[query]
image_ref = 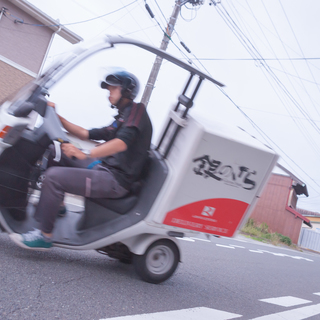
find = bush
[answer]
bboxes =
[264,233,272,240]
[242,219,292,247]
[246,218,255,227]
[258,222,269,234]
[279,235,292,246]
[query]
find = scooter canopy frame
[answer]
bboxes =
[8,35,225,158]
[34,35,225,90]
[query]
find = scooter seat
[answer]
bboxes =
[87,194,138,215]
[77,150,167,231]
[86,179,143,214]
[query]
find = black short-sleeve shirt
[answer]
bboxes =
[88,102,152,190]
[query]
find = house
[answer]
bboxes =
[297,208,320,231]
[249,163,311,244]
[0,0,82,102]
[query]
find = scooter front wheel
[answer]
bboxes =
[133,239,180,284]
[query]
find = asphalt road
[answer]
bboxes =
[1,230,319,320]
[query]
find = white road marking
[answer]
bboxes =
[178,237,195,242]
[258,251,294,257]
[291,256,313,262]
[250,303,320,320]
[216,244,235,249]
[182,236,313,262]
[100,307,242,320]
[101,293,320,320]
[259,296,311,307]
[190,237,211,242]
[257,250,313,262]
[227,237,248,243]
[270,253,286,256]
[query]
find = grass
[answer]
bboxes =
[241,218,293,247]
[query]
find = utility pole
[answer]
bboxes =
[141,0,204,107]
[141,1,182,107]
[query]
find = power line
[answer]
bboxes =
[218,86,320,191]
[235,0,311,66]
[179,1,201,22]
[207,0,320,197]
[3,0,139,27]
[113,1,157,45]
[252,0,320,156]
[188,57,320,61]
[157,2,320,179]
[144,2,213,74]
[260,0,320,121]
[122,24,158,37]
[141,0,207,106]
[212,1,320,137]
[153,0,169,26]
[268,66,320,86]
[146,1,320,173]
[92,1,144,40]
[68,0,142,39]
[184,56,320,86]
[240,106,320,122]
[277,0,320,118]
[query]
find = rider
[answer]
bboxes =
[9,70,153,250]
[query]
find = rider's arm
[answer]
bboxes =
[61,124,138,160]
[90,138,127,158]
[86,126,138,158]
[61,138,127,160]
[61,122,139,159]
[58,116,89,140]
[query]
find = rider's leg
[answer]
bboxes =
[34,166,128,236]
[40,145,98,217]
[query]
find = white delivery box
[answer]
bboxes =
[151,115,278,238]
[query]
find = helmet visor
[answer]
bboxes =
[101,75,122,89]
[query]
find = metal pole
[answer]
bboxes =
[141,1,181,107]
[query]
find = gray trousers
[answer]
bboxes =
[34,147,128,233]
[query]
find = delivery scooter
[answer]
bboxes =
[0,36,278,283]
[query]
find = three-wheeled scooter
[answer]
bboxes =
[0,36,279,283]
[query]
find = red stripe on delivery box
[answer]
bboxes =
[163,198,249,237]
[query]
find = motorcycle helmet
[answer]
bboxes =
[101,70,140,100]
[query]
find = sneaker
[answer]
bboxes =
[9,229,52,251]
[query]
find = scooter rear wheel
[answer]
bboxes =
[133,239,179,284]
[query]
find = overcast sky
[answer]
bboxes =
[20,0,320,212]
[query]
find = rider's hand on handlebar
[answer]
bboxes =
[48,101,64,122]
[61,143,87,160]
